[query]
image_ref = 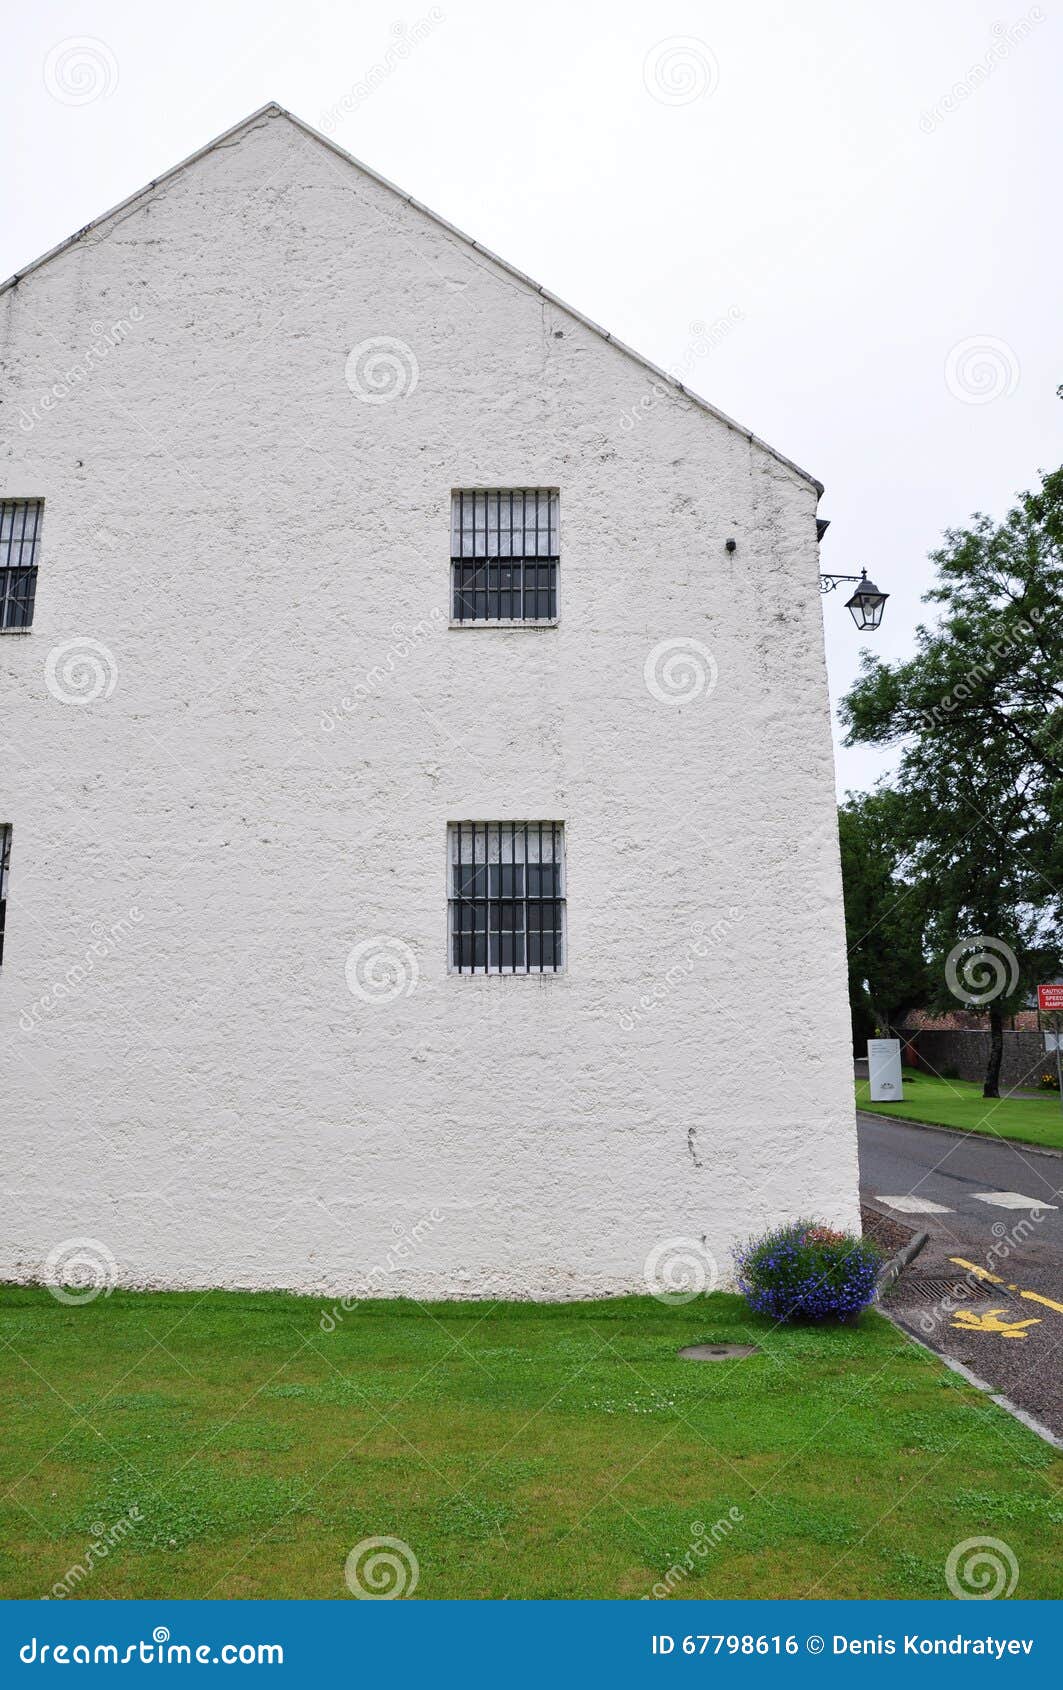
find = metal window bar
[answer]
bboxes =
[451,490,558,622]
[0,501,43,631]
[449,822,564,973]
[0,825,11,967]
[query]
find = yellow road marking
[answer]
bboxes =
[1019,1289,1063,1316]
[949,1257,1005,1284]
[950,1309,1041,1339]
[946,1256,1063,1321]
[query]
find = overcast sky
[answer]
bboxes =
[6,0,1061,795]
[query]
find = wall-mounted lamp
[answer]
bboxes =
[820,569,889,631]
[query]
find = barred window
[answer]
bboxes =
[451,490,558,623]
[1,501,43,631]
[0,825,11,967]
[449,822,565,974]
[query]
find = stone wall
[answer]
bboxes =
[901,1027,1054,1093]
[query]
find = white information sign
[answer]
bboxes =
[868,1038,903,1102]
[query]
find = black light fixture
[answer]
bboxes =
[843,570,888,631]
[819,568,889,631]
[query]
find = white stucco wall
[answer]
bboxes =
[0,108,860,1300]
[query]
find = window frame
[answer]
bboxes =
[449,489,560,628]
[446,821,567,976]
[0,499,44,633]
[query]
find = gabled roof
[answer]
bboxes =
[1,102,823,496]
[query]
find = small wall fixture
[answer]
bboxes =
[725,538,737,553]
[819,568,888,631]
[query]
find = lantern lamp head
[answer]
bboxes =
[845,570,888,631]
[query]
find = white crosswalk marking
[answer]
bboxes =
[972,1191,1059,1210]
[876,1195,953,1214]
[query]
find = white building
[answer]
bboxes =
[0,105,859,1300]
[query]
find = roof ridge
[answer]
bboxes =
[1,101,823,496]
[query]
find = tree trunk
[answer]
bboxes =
[983,1003,1004,1098]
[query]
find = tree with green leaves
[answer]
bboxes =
[841,464,1063,1097]
[838,790,926,1051]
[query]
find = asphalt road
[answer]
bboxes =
[857,1111,1063,1439]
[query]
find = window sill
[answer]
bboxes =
[448,970,566,980]
[0,628,33,636]
[448,618,559,630]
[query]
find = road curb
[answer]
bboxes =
[856,1108,1063,1160]
[875,1229,929,1298]
[884,1313,1063,1451]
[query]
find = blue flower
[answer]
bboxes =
[733,1220,881,1324]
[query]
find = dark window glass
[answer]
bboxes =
[451,491,559,623]
[449,822,565,974]
[1,501,43,632]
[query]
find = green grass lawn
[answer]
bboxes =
[856,1070,1063,1151]
[1,1286,1060,1600]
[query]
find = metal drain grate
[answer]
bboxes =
[887,1275,984,1305]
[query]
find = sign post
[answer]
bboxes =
[867,1038,902,1103]
[1036,986,1063,1114]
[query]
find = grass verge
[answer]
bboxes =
[856,1071,1063,1152]
[1,1285,1060,1599]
